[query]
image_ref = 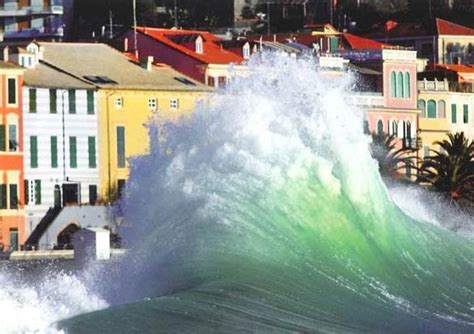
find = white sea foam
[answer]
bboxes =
[0,271,107,333]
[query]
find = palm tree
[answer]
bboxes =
[417,132,474,206]
[370,132,419,180]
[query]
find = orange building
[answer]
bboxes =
[0,61,25,252]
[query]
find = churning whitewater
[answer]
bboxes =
[2,54,473,333]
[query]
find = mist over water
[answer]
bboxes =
[1,54,473,333]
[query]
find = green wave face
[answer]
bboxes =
[61,55,474,333]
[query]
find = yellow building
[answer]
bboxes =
[33,42,211,200]
[417,78,473,158]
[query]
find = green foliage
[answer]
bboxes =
[417,132,474,206]
[370,132,418,180]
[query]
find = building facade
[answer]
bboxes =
[0,61,25,251]
[21,47,99,238]
[118,27,247,87]
[0,0,72,41]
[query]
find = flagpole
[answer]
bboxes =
[133,0,138,58]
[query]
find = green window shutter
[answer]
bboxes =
[8,78,16,104]
[390,72,396,97]
[51,136,58,168]
[427,100,436,118]
[451,104,457,123]
[35,180,41,205]
[87,91,94,114]
[403,72,410,98]
[0,125,5,151]
[117,126,126,168]
[9,184,18,209]
[29,88,37,113]
[418,100,426,118]
[24,179,29,205]
[70,136,77,168]
[329,37,338,52]
[30,136,38,168]
[0,184,7,209]
[397,72,404,98]
[88,136,96,168]
[69,89,76,114]
[50,89,57,113]
[8,124,17,152]
[463,104,469,123]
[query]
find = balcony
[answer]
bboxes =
[417,79,449,92]
[347,92,384,107]
[3,25,63,39]
[0,4,63,17]
[402,137,421,149]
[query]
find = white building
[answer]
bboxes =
[21,43,99,237]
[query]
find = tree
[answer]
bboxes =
[370,132,419,180]
[417,132,474,206]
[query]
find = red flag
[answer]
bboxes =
[385,20,398,32]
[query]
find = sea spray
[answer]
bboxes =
[61,54,473,333]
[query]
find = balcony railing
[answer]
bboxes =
[402,137,421,149]
[417,79,449,92]
[347,92,384,107]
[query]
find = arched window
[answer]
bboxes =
[195,35,204,54]
[406,121,412,138]
[390,71,396,97]
[403,72,410,98]
[377,119,384,134]
[397,72,404,97]
[427,100,436,118]
[418,99,426,118]
[391,120,398,136]
[243,42,250,60]
[437,100,446,118]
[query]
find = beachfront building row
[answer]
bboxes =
[0,41,210,251]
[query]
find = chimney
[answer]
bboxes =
[457,56,461,65]
[141,56,154,71]
[124,38,129,52]
[3,46,8,62]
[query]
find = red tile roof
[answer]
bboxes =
[436,18,474,36]
[135,27,244,65]
[435,64,474,73]
[342,33,387,49]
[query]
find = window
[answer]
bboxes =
[397,72,404,98]
[377,120,384,134]
[390,71,396,97]
[34,180,41,205]
[437,100,446,118]
[24,179,29,205]
[391,120,398,136]
[87,91,94,114]
[30,136,38,168]
[207,76,215,87]
[9,184,18,209]
[403,72,410,98]
[115,97,123,109]
[0,125,5,151]
[463,104,469,124]
[148,98,157,110]
[243,42,251,59]
[51,136,58,168]
[50,89,57,113]
[117,179,126,198]
[423,146,430,159]
[405,163,411,178]
[363,120,370,134]
[418,99,426,118]
[451,104,457,123]
[117,126,126,168]
[8,78,16,104]
[0,184,7,209]
[88,136,96,168]
[89,185,97,205]
[8,124,17,152]
[29,88,37,113]
[218,76,227,88]
[69,136,77,168]
[195,35,203,54]
[68,89,76,114]
[170,99,179,109]
[427,100,436,118]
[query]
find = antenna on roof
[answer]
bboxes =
[133,0,139,59]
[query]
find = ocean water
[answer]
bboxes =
[1,54,473,333]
